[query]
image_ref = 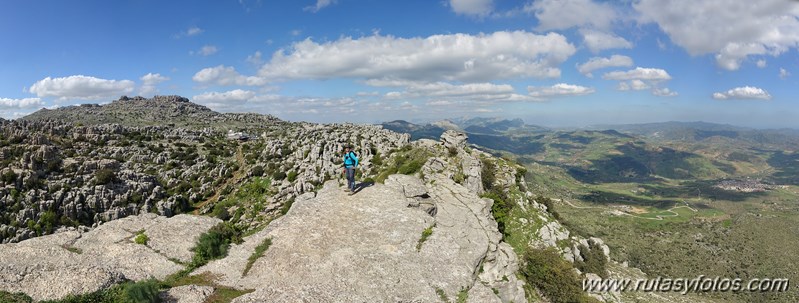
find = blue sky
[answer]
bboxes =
[1,0,798,128]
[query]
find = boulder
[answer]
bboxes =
[440,130,468,149]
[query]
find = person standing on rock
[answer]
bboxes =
[342,145,359,195]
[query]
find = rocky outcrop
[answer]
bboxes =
[0,214,220,301]
[440,130,468,150]
[0,97,410,244]
[192,173,524,302]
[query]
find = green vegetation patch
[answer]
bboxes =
[375,146,431,183]
[37,279,161,303]
[134,231,149,245]
[192,222,243,267]
[521,247,600,303]
[416,224,435,251]
[243,237,272,277]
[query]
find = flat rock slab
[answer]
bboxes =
[0,213,220,301]
[195,178,502,302]
[160,284,215,303]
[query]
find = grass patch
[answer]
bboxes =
[416,224,435,251]
[456,287,469,303]
[134,231,149,245]
[242,237,272,277]
[0,291,32,303]
[435,287,449,302]
[375,146,431,183]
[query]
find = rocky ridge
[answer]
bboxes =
[0,96,700,302]
[0,96,408,243]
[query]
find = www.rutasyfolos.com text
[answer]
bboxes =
[583,275,790,295]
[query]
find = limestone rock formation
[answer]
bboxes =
[189,166,526,303]
[440,130,468,150]
[0,214,219,301]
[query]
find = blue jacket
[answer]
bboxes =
[343,151,359,168]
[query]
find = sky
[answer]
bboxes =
[1,0,798,128]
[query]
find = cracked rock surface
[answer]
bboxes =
[0,213,220,301]
[193,174,525,302]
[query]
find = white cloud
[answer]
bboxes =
[617,79,650,91]
[304,0,336,13]
[29,75,135,100]
[577,55,633,77]
[193,89,257,103]
[635,0,799,70]
[779,68,790,79]
[376,81,530,102]
[527,83,595,98]
[526,0,617,31]
[141,73,169,86]
[246,51,263,65]
[193,65,268,86]
[194,45,218,56]
[258,31,576,83]
[0,97,43,109]
[602,67,672,81]
[604,67,674,96]
[712,86,772,100]
[580,29,632,53]
[652,87,678,97]
[449,0,494,17]
[186,27,203,36]
[756,59,767,68]
[139,73,170,96]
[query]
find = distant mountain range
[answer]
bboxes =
[383,119,799,151]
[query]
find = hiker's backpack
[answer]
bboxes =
[344,151,358,167]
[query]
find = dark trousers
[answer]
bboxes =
[345,167,356,191]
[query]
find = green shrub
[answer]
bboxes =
[94,169,117,185]
[480,158,496,191]
[448,146,459,157]
[1,170,17,184]
[122,279,161,303]
[398,160,423,175]
[134,232,149,245]
[537,195,561,220]
[191,222,243,266]
[212,204,231,220]
[272,171,287,181]
[521,247,600,303]
[575,244,608,278]
[287,171,298,182]
[372,153,383,166]
[39,211,58,235]
[482,191,511,237]
[251,165,264,177]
